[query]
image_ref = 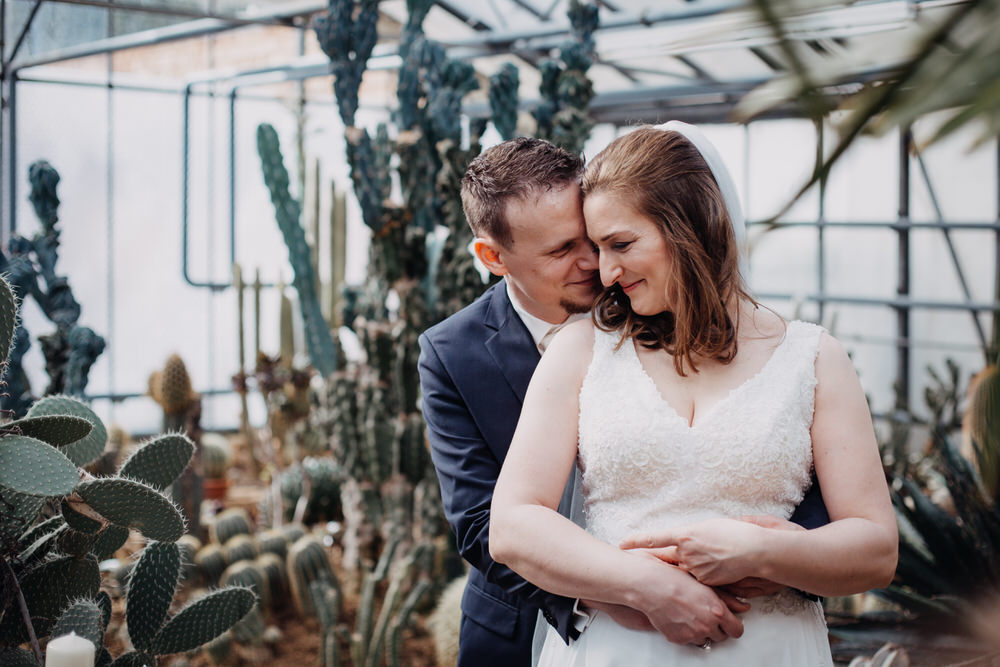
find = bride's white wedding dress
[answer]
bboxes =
[539,320,834,666]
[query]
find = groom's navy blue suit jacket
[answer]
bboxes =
[418,280,830,666]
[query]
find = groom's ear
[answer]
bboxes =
[473,238,508,277]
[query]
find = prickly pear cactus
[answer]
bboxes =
[0,274,256,665]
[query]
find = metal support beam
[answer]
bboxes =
[896,128,912,409]
[2,0,44,74]
[34,0,297,26]
[914,146,989,358]
[8,0,325,70]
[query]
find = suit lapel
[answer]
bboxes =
[483,280,540,404]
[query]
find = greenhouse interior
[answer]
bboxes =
[1,0,998,664]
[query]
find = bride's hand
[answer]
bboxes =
[619,518,766,587]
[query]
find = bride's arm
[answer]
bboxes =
[490,322,745,645]
[621,333,898,597]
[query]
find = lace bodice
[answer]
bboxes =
[578,320,823,547]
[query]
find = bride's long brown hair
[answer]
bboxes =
[582,127,756,376]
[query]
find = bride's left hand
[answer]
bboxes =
[619,518,766,587]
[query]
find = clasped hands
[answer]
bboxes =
[586,515,804,648]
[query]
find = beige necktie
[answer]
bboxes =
[538,323,565,354]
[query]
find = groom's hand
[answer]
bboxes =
[581,600,654,632]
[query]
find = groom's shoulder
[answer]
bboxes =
[421,282,499,346]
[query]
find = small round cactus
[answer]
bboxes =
[209,508,252,546]
[222,534,258,566]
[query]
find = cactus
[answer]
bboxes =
[964,364,1000,502]
[200,432,231,479]
[76,478,186,543]
[126,541,182,652]
[287,534,340,617]
[118,433,195,492]
[2,414,92,447]
[221,560,270,608]
[51,599,105,650]
[0,160,106,417]
[0,273,253,664]
[533,0,599,156]
[489,63,521,141]
[194,544,228,586]
[209,507,253,545]
[26,394,107,467]
[256,123,340,379]
[150,587,257,655]
[428,574,466,667]
[0,434,79,496]
[255,552,288,605]
[223,534,258,566]
[148,354,197,434]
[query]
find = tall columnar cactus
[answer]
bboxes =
[0,160,106,416]
[0,274,255,666]
[256,123,340,379]
[533,0,599,156]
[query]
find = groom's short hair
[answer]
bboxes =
[461,137,583,248]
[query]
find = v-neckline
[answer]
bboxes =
[630,323,796,431]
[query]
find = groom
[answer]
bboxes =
[418,137,828,666]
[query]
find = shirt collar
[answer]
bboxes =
[506,280,587,349]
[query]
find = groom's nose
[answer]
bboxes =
[576,242,598,271]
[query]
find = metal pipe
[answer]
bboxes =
[816,118,826,325]
[2,0,44,72]
[755,292,1000,312]
[896,128,912,407]
[41,0,300,25]
[181,82,231,290]
[9,0,326,70]
[7,70,16,235]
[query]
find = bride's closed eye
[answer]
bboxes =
[611,241,633,251]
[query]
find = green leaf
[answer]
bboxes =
[118,434,194,491]
[0,435,78,496]
[151,587,256,655]
[27,395,107,467]
[127,542,182,651]
[77,478,185,543]
[2,415,93,447]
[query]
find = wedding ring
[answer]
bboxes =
[698,639,712,651]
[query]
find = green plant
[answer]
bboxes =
[256,123,340,379]
[287,534,340,618]
[735,0,1000,218]
[209,507,253,546]
[0,275,255,666]
[875,360,1000,637]
[0,160,106,417]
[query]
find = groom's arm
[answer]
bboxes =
[789,474,829,529]
[418,334,581,641]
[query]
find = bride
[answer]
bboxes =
[489,122,897,665]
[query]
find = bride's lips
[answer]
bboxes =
[621,280,642,294]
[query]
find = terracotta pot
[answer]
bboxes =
[203,477,230,501]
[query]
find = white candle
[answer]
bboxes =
[46,631,95,667]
